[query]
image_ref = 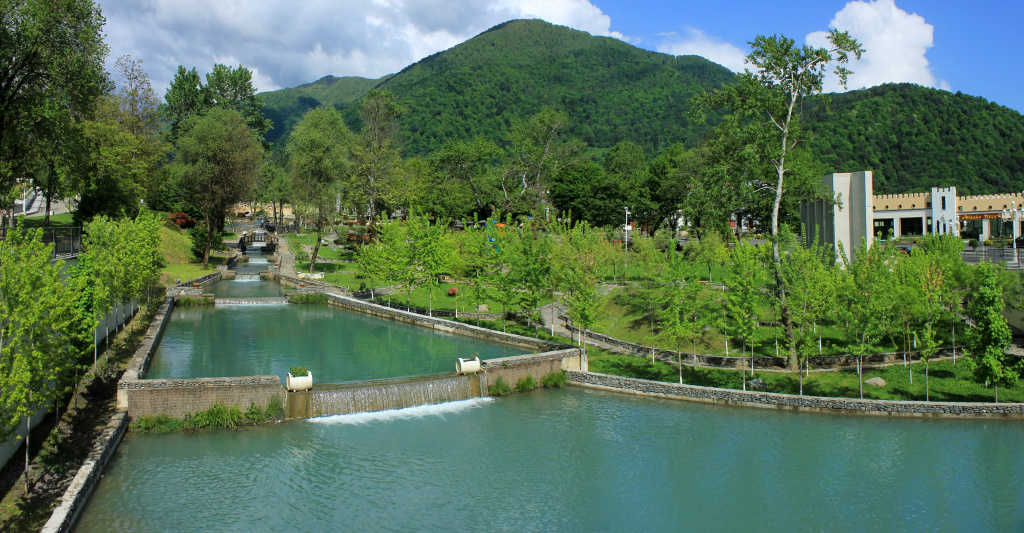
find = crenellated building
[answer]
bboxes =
[802,171,1024,259]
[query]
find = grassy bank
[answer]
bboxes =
[587,348,1022,403]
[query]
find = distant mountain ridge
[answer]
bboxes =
[259,19,1024,195]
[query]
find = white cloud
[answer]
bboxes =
[656,27,747,72]
[807,0,948,92]
[97,0,623,97]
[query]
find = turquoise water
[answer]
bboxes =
[75,388,1024,532]
[207,279,287,298]
[146,304,524,383]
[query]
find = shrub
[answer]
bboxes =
[968,239,979,250]
[189,225,224,260]
[293,248,310,263]
[488,376,512,396]
[541,370,568,388]
[289,365,309,376]
[983,239,993,247]
[288,293,327,304]
[515,375,536,392]
[175,296,213,306]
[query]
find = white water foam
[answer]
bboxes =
[309,397,494,425]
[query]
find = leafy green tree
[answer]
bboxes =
[696,30,863,369]
[516,219,554,336]
[411,215,456,316]
[550,159,620,227]
[724,241,769,384]
[351,89,406,230]
[0,225,77,493]
[357,216,409,305]
[658,252,714,379]
[505,107,584,213]
[484,215,522,331]
[627,236,667,336]
[430,138,502,216]
[172,108,263,267]
[552,219,603,353]
[163,63,271,144]
[966,262,1018,402]
[288,106,354,273]
[0,0,108,208]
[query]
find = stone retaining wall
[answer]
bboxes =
[166,271,221,297]
[564,320,959,370]
[568,371,1024,418]
[322,292,563,351]
[481,348,584,393]
[363,299,505,321]
[41,410,129,533]
[121,377,284,418]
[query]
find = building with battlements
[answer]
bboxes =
[802,172,1024,259]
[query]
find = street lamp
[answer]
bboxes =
[624,207,631,278]
[1004,199,1024,267]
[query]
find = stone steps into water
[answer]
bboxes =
[290,373,483,418]
[214,297,288,305]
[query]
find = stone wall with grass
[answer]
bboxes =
[120,377,284,418]
[568,371,1024,418]
[482,349,584,394]
[322,293,564,352]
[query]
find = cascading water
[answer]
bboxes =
[235,274,262,281]
[306,374,480,418]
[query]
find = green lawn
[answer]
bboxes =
[21,212,75,227]
[587,347,1023,403]
[589,285,965,358]
[373,282,554,314]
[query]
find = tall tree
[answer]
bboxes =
[696,31,863,369]
[504,107,584,213]
[288,106,354,273]
[0,0,108,216]
[173,108,263,267]
[351,89,405,230]
[966,262,1018,403]
[77,56,167,223]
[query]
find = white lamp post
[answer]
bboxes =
[1002,202,1020,266]
[624,207,631,277]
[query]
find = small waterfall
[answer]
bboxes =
[248,258,269,264]
[306,374,479,418]
[235,274,262,281]
[215,297,288,305]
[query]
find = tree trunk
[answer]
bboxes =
[310,226,322,274]
[44,194,51,226]
[24,415,30,494]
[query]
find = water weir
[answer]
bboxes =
[288,373,484,418]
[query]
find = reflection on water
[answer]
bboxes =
[75,388,1024,532]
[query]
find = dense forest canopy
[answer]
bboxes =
[259,19,1024,196]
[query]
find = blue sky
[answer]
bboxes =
[97,0,1024,112]
[597,0,1024,111]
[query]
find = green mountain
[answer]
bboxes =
[262,75,387,146]
[259,19,1024,195]
[260,19,734,155]
[806,83,1024,195]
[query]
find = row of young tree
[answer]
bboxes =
[354,215,1018,401]
[0,212,162,492]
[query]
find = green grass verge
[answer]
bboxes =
[587,347,1023,403]
[20,212,75,227]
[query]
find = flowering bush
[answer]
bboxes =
[168,212,197,229]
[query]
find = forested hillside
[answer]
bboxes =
[259,19,1024,195]
[805,83,1024,195]
[262,75,386,146]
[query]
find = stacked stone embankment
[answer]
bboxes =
[568,371,1024,418]
[41,410,129,533]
